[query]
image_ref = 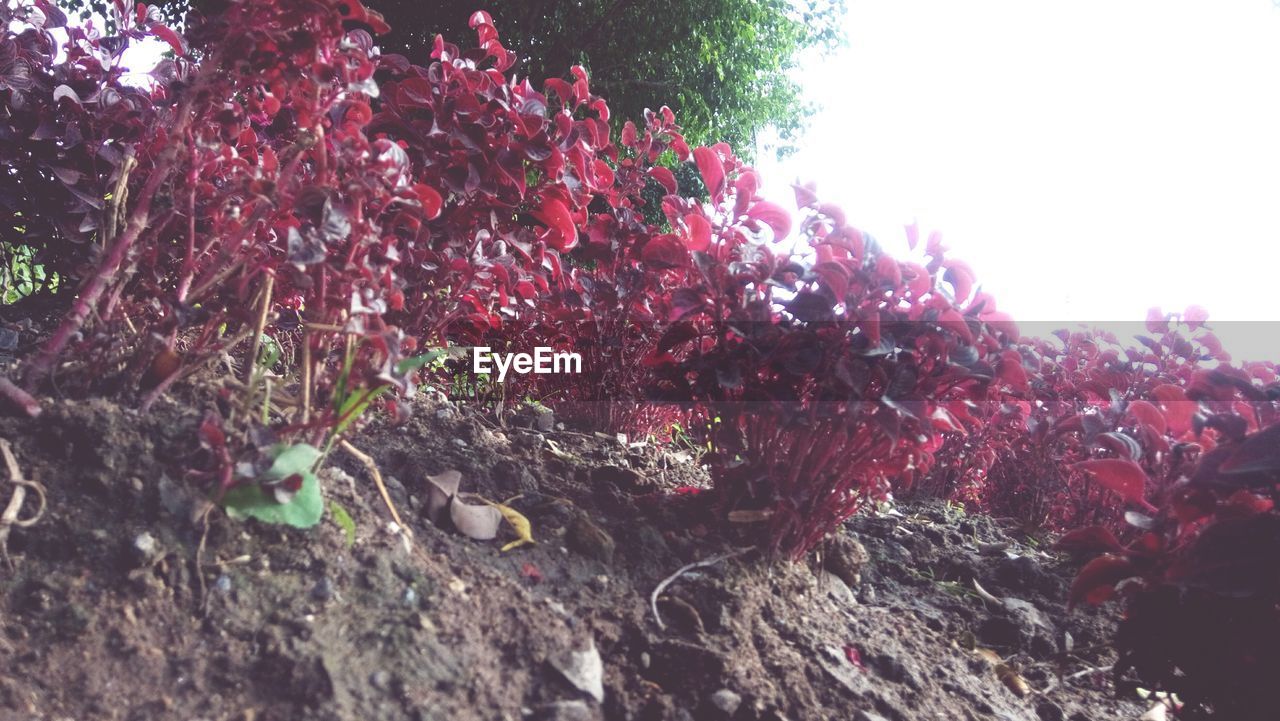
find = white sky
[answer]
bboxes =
[757,0,1280,362]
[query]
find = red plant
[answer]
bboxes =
[1059,417,1280,719]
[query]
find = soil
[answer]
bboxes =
[0,392,1151,721]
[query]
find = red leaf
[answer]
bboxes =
[938,308,973,344]
[1145,307,1169,334]
[1219,423,1280,474]
[521,562,543,583]
[1095,431,1142,461]
[1151,384,1195,436]
[1127,400,1167,435]
[746,200,792,239]
[412,184,443,219]
[648,167,677,194]
[1073,459,1155,510]
[995,351,1028,391]
[1068,554,1137,609]
[684,214,711,252]
[1183,304,1210,328]
[149,23,187,57]
[943,260,974,304]
[641,234,689,269]
[1055,526,1123,555]
[533,197,578,251]
[693,147,725,201]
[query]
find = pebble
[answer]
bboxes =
[403,587,418,606]
[709,689,742,715]
[213,575,232,594]
[451,438,468,448]
[369,669,392,691]
[854,712,890,721]
[311,577,336,602]
[132,532,159,565]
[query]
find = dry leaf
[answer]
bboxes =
[995,663,1031,697]
[488,500,535,552]
[450,494,502,540]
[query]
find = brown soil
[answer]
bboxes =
[0,393,1149,721]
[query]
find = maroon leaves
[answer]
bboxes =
[534,197,579,251]
[1055,525,1123,556]
[1068,554,1136,608]
[1218,423,1280,475]
[1073,459,1156,511]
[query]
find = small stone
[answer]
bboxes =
[451,438,468,448]
[709,689,742,715]
[1035,700,1066,721]
[409,613,437,632]
[311,577,336,602]
[854,712,890,721]
[549,638,605,704]
[403,587,418,606]
[824,534,869,587]
[817,571,857,606]
[131,532,159,565]
[369,669,392,691]
[566,513,615,564]
[591,575,610,591]
[213,575,232,594]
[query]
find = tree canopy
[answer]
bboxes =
[61,0,844,155]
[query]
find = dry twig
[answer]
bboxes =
[340,440,410,538]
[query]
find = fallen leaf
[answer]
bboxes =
[995,663,1030,697]
[486,500,535,552]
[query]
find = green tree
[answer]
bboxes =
[62,0,844,156]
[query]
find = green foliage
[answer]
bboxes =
[222,444,325,528]
[328,500,357,547]
[1,243,59,305]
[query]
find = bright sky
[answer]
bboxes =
[757,0,1280,361]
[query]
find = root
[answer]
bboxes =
[650,548,751,630]
[0,439,48,570]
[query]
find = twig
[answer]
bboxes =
[339,440,410,537]
[1,439,47,570]
[195,504,212,615]
[650,548,752,630]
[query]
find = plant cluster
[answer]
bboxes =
[5,5,1280,714]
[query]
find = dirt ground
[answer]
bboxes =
[0,392,1152,721]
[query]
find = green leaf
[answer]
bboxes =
[222,444,324,528]
[329,500,357,547]
[394,348,446,376]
